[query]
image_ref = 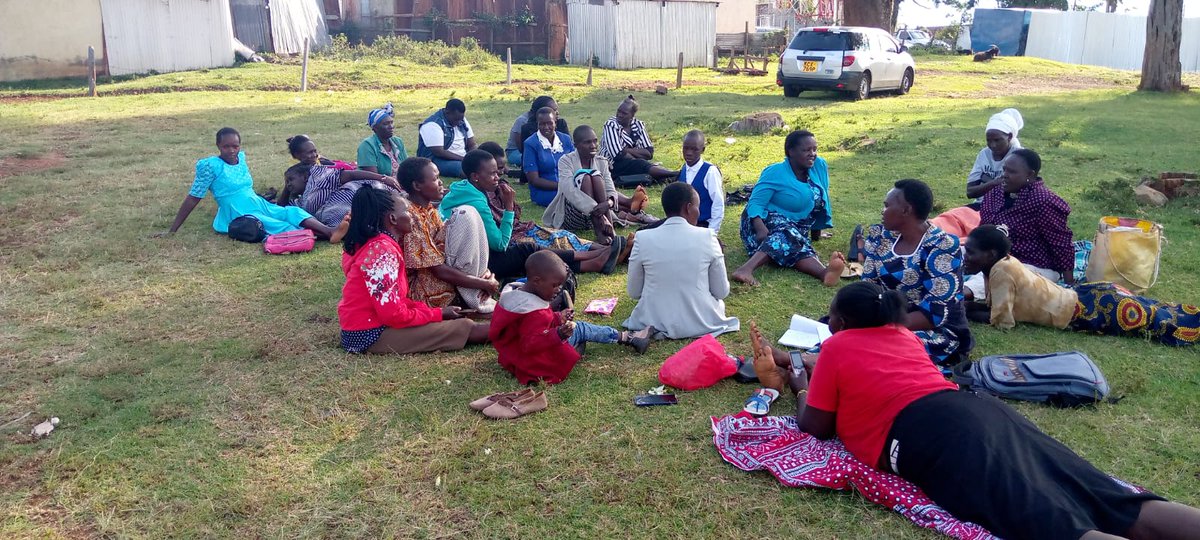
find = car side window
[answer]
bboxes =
[849,33,869,51]
[879,34,899,53]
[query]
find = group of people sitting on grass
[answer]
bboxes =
[160,99,1200,539]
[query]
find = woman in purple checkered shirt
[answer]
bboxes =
[979,149,1076,285]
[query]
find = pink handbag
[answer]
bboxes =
[263,229,315,255]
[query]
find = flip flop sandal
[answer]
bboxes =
[848,224,864,262]
[601,235,626,275]
[743,388,780,417]
[840,261,864,279]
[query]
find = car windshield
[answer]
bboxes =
[789,31,853,51]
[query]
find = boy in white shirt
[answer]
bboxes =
[676,130,725,231]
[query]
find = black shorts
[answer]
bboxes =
[488,243,581,280]
[886,390,1163,540]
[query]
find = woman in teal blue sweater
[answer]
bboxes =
[732,130,844,286]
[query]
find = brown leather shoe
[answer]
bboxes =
[482,391,548,419]
[469,388,534,411]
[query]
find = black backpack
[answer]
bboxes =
[951,351,1118,407]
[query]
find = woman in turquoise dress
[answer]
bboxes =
[161,128,334,238]
[731,130,844,287]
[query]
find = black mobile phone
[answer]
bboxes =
[633,394,678,407]
[790,350,806,372]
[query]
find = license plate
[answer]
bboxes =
[803,61,818,72]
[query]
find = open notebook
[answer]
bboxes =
[777,315,832,350]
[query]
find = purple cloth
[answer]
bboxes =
[979,178,1074,274]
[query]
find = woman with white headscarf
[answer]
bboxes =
[965,108,1023,207]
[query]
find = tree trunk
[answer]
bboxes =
[842,0,891,29]
[1139,0,1184,92]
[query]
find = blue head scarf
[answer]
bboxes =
[368,103,394,128]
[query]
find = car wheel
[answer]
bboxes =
[783,85,802,98]
[853,72,871,101]
[897,69,913,95]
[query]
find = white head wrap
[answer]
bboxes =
[985,108,1023,148]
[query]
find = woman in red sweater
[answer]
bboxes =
[778,280,1200,540]
[337,185,489,354]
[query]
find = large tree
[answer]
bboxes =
[843,0,896,29]
[1139,0,1184,92]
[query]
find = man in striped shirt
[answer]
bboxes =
[600,95,678,183]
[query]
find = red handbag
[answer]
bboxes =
[658,335,736,390]
[263,229,315,255]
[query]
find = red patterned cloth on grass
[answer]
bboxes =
[710,413,997,540]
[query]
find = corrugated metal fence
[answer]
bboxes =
[230,0,272,52]
[1022,10,1200,72]
[100,0,235,76]
[566,0,715,69]
[270,0,330,54]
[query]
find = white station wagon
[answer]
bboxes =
[777,26,916,100]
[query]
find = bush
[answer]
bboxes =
[320,34,499,67]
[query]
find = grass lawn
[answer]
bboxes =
[2,53,1199,538]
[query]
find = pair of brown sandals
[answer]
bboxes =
[469,389,548,419]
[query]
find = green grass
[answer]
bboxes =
[2,55,1199,538]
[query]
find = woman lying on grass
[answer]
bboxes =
[963,224,1200,345]
[337,185,489,354]
[160,128,335,239]
[768,280,1200,540]
[278,134,401,229]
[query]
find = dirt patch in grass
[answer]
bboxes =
[922,69,1136,98]
[0,152,68,180]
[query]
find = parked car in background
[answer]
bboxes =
[777,26,916,100]
[896,28,951,50]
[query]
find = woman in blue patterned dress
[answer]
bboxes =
[732,130,845,287]
[861,179,973,365]
[161,128,334,239]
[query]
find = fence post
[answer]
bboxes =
[676,51,684,89]
[586,50,593,86]
[506,47,512,85]
[300,37,310,92]
[87,46,97,97]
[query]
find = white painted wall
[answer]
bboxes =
[0,0,105,82]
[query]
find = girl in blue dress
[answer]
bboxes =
[161,128,334,239]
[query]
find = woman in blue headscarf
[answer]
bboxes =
[356,103,409,178]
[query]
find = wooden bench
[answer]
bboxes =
[713,27,775,75]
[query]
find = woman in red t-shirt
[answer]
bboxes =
[778,281,1199,540]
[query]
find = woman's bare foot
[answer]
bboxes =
[749,322,785,392]
[329,212,352,243]
[823,251,846,287]
[617,232,635,264]
[731,266,760,286]
[631,185,649,213]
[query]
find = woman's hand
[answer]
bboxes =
[379,175,401,191]
[498,182,516,211]
[787,364,810,396]
[441,306,463,320]
[751,217,770,242]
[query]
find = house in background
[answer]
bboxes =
[0,0,329,83]
[326,0,567,62]
[229,0,331,55]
